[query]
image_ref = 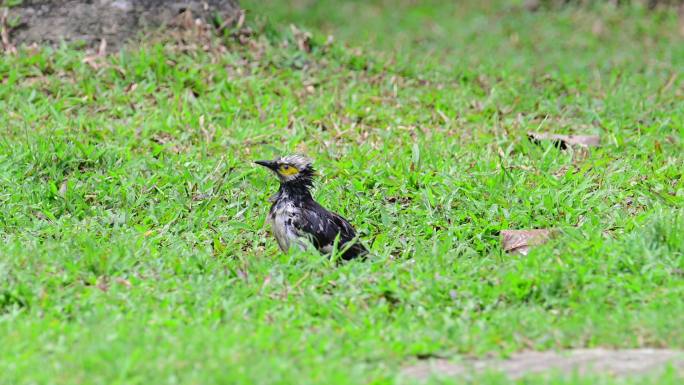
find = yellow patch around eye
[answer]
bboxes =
[278,165,299,176]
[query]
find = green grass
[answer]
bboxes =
[1,0,683,383]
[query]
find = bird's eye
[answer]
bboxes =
[278,164,299,176]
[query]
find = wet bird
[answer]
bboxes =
[255,155,367,260]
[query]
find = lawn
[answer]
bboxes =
[1,0,683,384]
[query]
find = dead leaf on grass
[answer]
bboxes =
[192,193,212,201]
[528,132,600,149]
[171,8,195,30]
[58,180,68,198]
[235,9,245,30]
[216,8,243,32]
[151,132,174,145]
[290,24,312,53]
[151,132,186,154]
[125,83,138,93]
[1,7,17,54]
[115,277,131,288]
[96,276,109,292]
[501,229,556,255]
[82,39,108,69]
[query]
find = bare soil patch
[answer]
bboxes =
[402,349,684,380]
[5,0,239,49]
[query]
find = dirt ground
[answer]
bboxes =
[6,0,239,49]
[401,349,684,380]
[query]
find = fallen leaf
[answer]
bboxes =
[528,132,600,149]
[192,193,211,201]
[151,132,174,145]
[0,7,17,54]
[501,229,556,255]
[290,24,312,53]
[96,276,109,292]
[125,83,138,93]
[58,180,68,198]
[98,38,107,56]
[171,8,195,30]
[236,9,245,30]
[82,39,108,69]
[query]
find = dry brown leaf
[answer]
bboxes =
[98,38,107,56]
[236,9,245,30]
[528,132,600,149]
[192,193,211,201]
[1,7,16,54]
[171,8,195,30]
[115,277,131,288]
[96,276,109,292]
[82,39,108,69]
[217,8,244,34]
[501,229,556,255]
[125,83,138,93]
[58,180,68,198]
[151,132,186,154]
[290,24,312,53]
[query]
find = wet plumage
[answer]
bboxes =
[255,155,367,260]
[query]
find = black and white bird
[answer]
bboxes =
[255,155,367,260]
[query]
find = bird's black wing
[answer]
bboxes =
[292,200,367,260]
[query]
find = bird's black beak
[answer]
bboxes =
[255,160,278,170]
